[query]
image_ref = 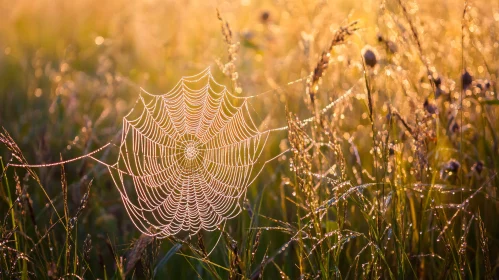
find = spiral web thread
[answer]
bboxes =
[7,67,360,239]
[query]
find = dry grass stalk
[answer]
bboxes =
[306,22,358,110]
[125,234,155,276]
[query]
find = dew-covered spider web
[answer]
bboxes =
[108,68,272,237]
[7,67,359,239]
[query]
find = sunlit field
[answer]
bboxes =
[1,0,499,278]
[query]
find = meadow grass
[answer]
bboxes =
[1,0,499,278]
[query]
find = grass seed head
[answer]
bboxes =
[462,70,473,89]
[362,46,377,67]
[444,159,461,173]
[424,99,438,114]
[472,161,484,175]
[261,11,270,23]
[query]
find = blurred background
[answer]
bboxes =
[1,0,499,278]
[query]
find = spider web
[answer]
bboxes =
[7,67,359,239]
[107,68,270,237]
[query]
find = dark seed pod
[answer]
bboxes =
[445,159,461,173]
[424,99,437,114]
[377,33,384,42]
[472,161,484,175]
[440,159,461,180]
[477,79,491,91]
[362,47,377,67]
[260,11,270,23]
[462,70,472,89]
[433,76,441,87]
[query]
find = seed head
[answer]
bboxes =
[377,34,384,42]
[472,161,484,175]
[440,159,461,179]
[462,70,472,89]
[444,159,461,173]
[477,79,491,91]
[424,99,438,114]
[261,11,270,23]
[433,76,441,87]
[362,46,377,68]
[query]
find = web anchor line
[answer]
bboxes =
[5,67,358,239]
[8,143,113,168]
